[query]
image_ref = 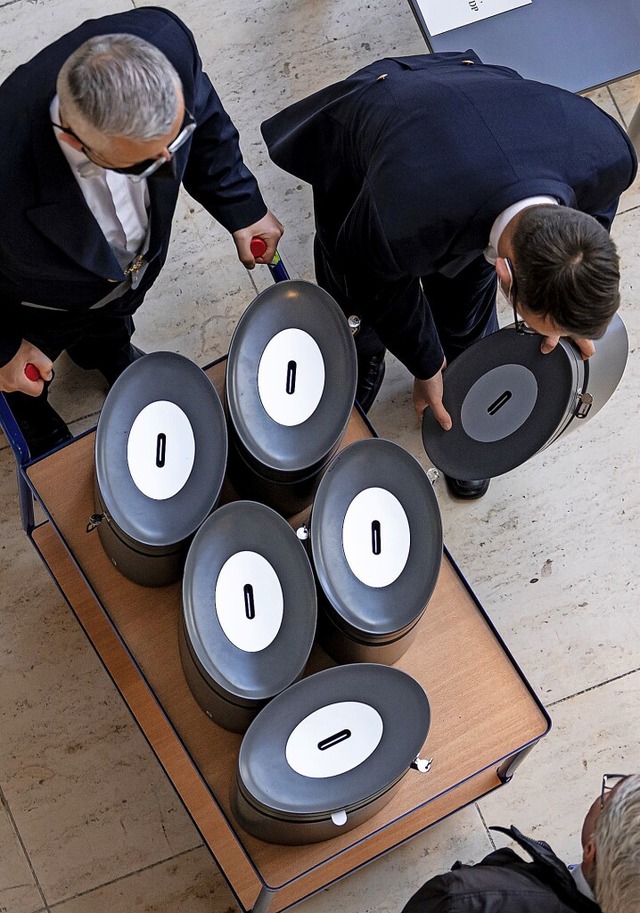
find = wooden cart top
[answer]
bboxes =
[26,361,550,913]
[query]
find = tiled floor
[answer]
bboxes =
[0,2,639,911]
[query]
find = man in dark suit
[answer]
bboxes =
[261,52,636,498]
[0,7,282,456]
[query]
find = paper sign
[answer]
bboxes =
[416,0,532,36]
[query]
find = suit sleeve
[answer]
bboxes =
[335,182,445,379]
[182,76,268,233]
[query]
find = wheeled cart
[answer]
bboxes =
[0,355,550,913]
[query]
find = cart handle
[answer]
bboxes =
[250,238,290,282]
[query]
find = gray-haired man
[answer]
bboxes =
[0,7,282,456]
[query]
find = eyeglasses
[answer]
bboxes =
[52,109,196,182]
[600,773,629,809]
[502,257,526,335]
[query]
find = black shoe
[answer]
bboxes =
[356,355,386,413]
[444,475,490,500]
[97,344,146,387]
[5,392,72,459]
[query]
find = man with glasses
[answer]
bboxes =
[0,7,283,456]
[400,773,640,913]
[262,52,636,498]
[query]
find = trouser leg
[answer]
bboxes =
[66,314,135,371]
[313,235,387,410]
[313,235,386,363]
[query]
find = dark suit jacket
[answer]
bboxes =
[262,52,637,378]
[0,6,267,366]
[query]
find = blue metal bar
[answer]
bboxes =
[0,391,35,532]
[264,249,290,283]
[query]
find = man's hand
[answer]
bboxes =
[540,335,595,359]
[413,361,452,430]
[232,210,284,269]
[0,340,53,395]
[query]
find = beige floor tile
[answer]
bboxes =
[475,670,640,865]
[0,795,44,913]
[0,0,132,83]
[51,807,493,913]
[608,73,640,128]
[49,846,229,913]
[0,452,200,906]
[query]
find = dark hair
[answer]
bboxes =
[511,205,620,338]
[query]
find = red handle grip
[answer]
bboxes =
[250,237,267,258]
[25,363,41,382]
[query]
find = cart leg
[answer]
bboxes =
[0,391,35,532]
[252,886,277,913]
[497,742,538,783]
[17,466,35,533]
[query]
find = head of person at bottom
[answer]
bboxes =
[55,33,186,176]
[501,205,621,341]
[584,773,640,913]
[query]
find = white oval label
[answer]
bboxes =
[257,328,325,426]
[215,551,284,652]
[126,401,195,500]
[285,701,383,778]
[342,487,411,587]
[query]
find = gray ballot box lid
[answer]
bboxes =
[422,316,628,481]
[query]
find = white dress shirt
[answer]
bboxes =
[484,196,559,265]
[50,95,149,257]
[568,863,596,901]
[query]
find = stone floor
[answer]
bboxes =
[0,1,639,911]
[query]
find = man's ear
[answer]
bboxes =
[495,257,511,288]
[56,130,83,152]
[582,837,597,883]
